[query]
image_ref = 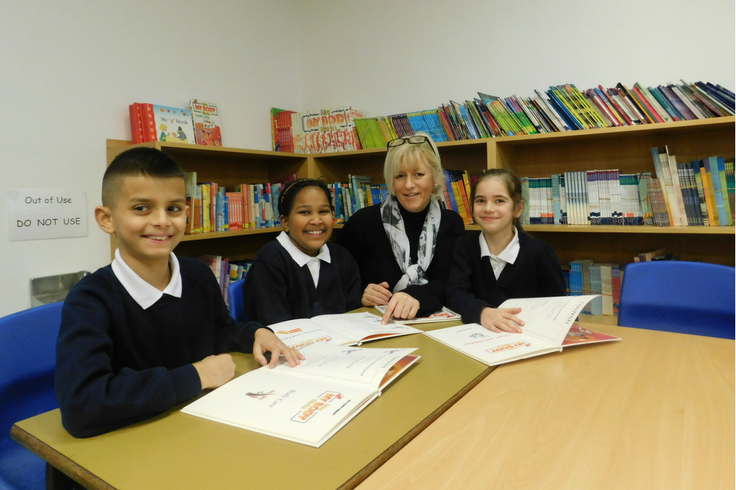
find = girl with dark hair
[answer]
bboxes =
[242,179,362,326]
[446,169,566,333]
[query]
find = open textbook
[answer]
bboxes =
[271,311,421,348]
[182,342,419,447]
[374,306,462,325]
[424,295,620,366]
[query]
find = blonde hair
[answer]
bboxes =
[383,132,444,199]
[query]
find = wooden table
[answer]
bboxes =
[11,320,489,490]
[356,323,735,490]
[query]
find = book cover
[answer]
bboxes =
[424,295,619,367]
[190,99,223,146]
[152,105,195,144]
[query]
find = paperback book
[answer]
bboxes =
[182,342,419,447]
[190,99,223,146]
[424,295,620,366]
[271,311,422,348]
[374,306,462,325]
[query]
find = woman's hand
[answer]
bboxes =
[480,307,524,333]
[361,282,393,306]
[381,292,420,324]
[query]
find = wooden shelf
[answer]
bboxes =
[106,116,735,266]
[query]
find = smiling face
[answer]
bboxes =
[281,186,334,256]
[393,154,435,213]
[472,176,523,238]
[96,175,188,273]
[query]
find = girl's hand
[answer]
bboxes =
[480,307,524,333]
[361,282,392,306]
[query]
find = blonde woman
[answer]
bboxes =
[337,132,464,324]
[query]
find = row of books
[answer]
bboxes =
[520,151,734,227]
[184,172,296,234]
[349,81,734,149]
[196,255,254,305]
[271,106,365,154]
[568,260,622,317]
[328,176,388,224]
[329,170,477,224]
[129,100,223,146]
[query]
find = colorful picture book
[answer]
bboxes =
[271,312,422,348]
[190,99,223,146]
[181,342,419,447]
[374,306,462,325]
[424,295,620,366]
[272,106,365,154]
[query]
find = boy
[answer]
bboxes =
[55,147,303,438]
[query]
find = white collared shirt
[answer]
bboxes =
[111,249,182,309]
[479,227,520,280]
[276,231,331,288]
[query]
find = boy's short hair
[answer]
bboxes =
[102,147,187,207]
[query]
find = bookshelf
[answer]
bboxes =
[106,116,735,269]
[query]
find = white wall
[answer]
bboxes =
[300,0,735,114]
[0,0,303,316]
[0,0,733,317]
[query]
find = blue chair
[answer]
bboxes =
[618,261,735,339]
[228,278,248,323]
[0,302,63,490]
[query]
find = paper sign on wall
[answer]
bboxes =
[9,188,88,241]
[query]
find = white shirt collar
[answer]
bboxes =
[276,231,331,266]
[479,227,520,279]
[277,231,331,288]
[111,249,182,309]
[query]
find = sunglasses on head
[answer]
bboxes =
[386,135,436,155]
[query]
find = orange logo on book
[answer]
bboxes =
[291,391,344,423]
[276,328,303,335]
[490,341,531,353]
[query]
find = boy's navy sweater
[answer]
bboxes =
[446,232,567,324]
[55,257,262,438]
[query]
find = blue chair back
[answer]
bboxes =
[0,302,63,490]
[618,261,735,339]
[228,278,248,323]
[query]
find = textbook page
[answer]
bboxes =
[181,343,419,447]
[272,311,421,347]
[269,342,418,391]
[374,306,462,324]
[424,295,600,366]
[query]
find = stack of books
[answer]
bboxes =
[271,106,365,153]
[129,100,222,146]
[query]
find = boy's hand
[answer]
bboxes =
[381,292,419,325]
[193,354,236,390]
[362,282,392,307]
[480,307,524,333]
[253,328,305,369]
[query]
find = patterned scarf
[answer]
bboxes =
[380,195,441,292]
